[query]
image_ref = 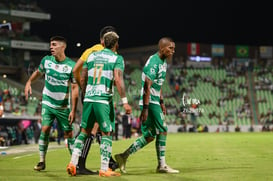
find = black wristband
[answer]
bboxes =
[143,104,149,109]
[160,99,164,104]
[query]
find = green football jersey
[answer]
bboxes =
[84,48,124,104]
[139,53,167,106]
[38,55,76,109]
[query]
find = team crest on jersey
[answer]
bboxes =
[63,65,68,72]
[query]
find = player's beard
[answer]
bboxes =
[166,55,173,64]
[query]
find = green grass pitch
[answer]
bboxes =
[0,132,273,181]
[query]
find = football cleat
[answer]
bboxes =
[115,153,128,173]
[66,163,76,176]
[34,162,45,171]
[99,168,121,177]
[156,165,180,174]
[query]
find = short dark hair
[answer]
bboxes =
[50,36,67,44]
[99,26,117,39]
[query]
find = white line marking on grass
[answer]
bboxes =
[12,149,58,159]
[13,153,34,159]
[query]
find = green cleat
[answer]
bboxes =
[114,153,128,173]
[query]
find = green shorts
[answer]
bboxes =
[41,105,73,132]
[81,101,115,132]
[141,104,168,138]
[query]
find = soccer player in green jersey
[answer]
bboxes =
[75,26,119,175]
[24,36,79,171]
[67,31,132,177]
[115,37,180,174]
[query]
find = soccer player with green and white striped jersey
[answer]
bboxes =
[115,37,180,174]
[75,26,119,175]
[67,31,132,177]
[25,36,79,172]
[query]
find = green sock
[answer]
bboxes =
[125,136,147,156]
[156,134,166,166]
[38,132,49,162]
[100,135,112,171]
[67,137,75,155]
[71,132,87,166]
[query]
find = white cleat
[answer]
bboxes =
[156,165,180,174]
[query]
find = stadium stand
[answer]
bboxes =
[0,0,50,145]
[1,2,273,145]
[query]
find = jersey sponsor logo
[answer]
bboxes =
[59,74,69,79]
[46,75,67,86]
[86,88,102,96]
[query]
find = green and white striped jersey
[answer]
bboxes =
[139,53,167,106]
[84,48,124,104]
[38,55,76,109]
